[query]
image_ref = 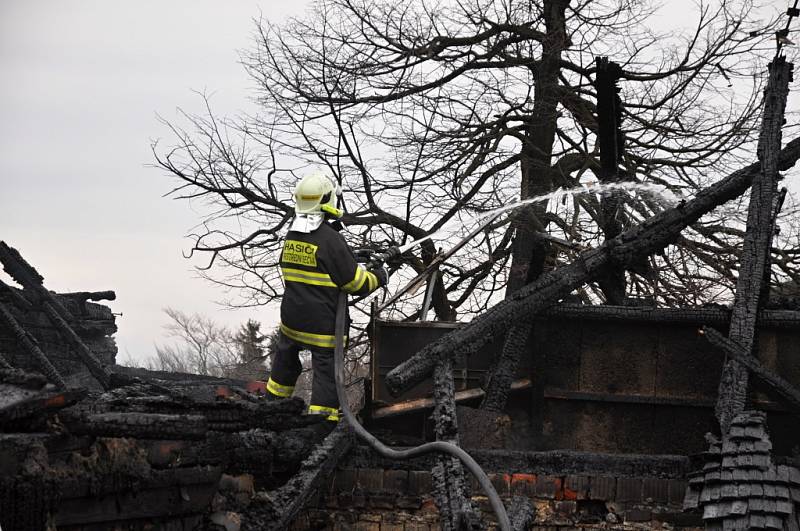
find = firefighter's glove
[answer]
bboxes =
[370,266,390,288]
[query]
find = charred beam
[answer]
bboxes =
[385,136,800,396]
[0,242,113,389]
[481,324,529,412]
[0,279,33,311]
[41,302,112,389]
[702,326,800,412]
[60,290,117,303]
[715,57,793,432]
[249,425,353,531]
[538,304,800,328]
[0,241,70,317]
[0,303,67,389]
[62,412,209,440]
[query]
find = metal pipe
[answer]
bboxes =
[333,292,510,530]
[420,270,438,322]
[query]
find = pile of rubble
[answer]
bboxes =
[0,242,349,530]
[0,365,342,530]
[684,411,800,530]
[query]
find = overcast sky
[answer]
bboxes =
[0,1,307,364]
[0,1,794,367]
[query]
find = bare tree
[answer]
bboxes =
[148,308,268,379]
[153,0,798,326]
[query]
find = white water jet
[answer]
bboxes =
[396,181,680,253]
[471,181,680,224]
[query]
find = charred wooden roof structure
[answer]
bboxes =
[2,55,800,531]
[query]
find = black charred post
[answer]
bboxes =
[594,56,627,304]
[431,358,482,530]
[702,326,800,412]
[385,136,800,396]
[715,58,793,433]
[0,303,67,389]
[0,242,113,389]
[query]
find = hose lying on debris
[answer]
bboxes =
[333,293,511,531]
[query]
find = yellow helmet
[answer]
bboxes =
[293,172,343,218]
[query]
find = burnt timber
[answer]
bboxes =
[715,57,793,433]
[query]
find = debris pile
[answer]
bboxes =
[684,411,800,530]
[0,365,337,530]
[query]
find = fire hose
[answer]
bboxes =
[333,290,511,530]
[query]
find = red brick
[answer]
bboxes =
[409,471,432,495]
[625,508,652,522]
[338,492,355,507]
[668,479,688,505]
[535,475,561,499]
[564,475,589,500]
[642,478,669,503]
[616,478,643,503]
[384,469,409,493]
[588,476,616,500]
[333,468,356,493]
[357,468,384,491]
[369,493,395,509]
[510,473,537,496]
[397,495,422,510]
[489,473,510,497]
[351,492,367,508]
[554,500,577,515]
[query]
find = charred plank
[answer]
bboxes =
[62,412,208,440]
[0,302,67,389]
[242,425,354,531]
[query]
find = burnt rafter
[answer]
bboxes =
[0,241,113,389]
[385,135,800,396]
[0,302,67,389]
[715,57,793,433]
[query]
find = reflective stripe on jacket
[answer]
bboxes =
[279,223,379,349]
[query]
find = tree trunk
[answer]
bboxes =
[481,0,569,413]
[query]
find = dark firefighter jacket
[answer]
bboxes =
[279,222,380,350]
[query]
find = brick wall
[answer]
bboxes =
[294,467,703,530]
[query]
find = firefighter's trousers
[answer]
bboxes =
[266,330,339,421]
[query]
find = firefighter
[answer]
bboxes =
[266,172,388,423]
